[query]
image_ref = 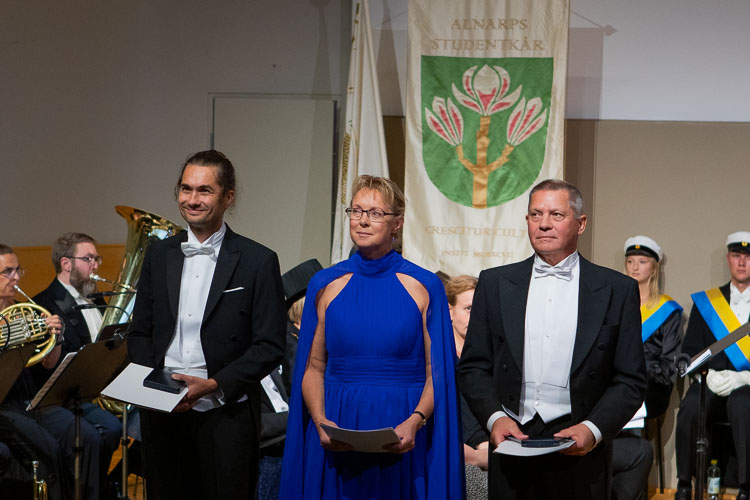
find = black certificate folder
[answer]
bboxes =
[143,367,186,394]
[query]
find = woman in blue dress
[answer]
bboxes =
[280,176,464,500]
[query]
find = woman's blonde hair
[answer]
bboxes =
[625,255,661,308]
[288,296,305,326]
[445,275,478,306]
[349,175,405,216]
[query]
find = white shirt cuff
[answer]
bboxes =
[582,420,602,444]
[487,411,508,433]
[215,386,226,404]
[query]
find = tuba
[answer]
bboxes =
[0,286,56,366]
[99,206,184,327]
[96,206,183,414]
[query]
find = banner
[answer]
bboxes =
[331,0,389,264]
[404,0,569,275]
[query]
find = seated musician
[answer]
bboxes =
[32,233,122,475]
[0,243,105,500]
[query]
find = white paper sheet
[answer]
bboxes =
[623,402,648,429]
[100,363,187,412]
[684,350,711,376]
[319,424,400,453]
[494,437,575,457]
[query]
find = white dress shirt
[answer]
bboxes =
[520,251,580,424]
[487,252,602,443]
[729,283,750,323]
[164,223,226,412]
[60,279,103,341]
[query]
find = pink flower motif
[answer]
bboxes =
[452,65,521,116]
[507,97,547,146]
[425,97,464,146]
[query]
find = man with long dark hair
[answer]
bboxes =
[128,150,286,499]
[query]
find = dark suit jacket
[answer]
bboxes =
[33,278,105,353]
[127,226,286,413]
[682,283,750,372]
[32,279,106,387]
[457,255,647,444]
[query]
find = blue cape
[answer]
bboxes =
[279,251,464,499]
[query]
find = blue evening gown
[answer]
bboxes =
[280,250,464,500]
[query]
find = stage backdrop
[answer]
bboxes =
[404,0,569,276]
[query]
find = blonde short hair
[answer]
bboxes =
[349,175,405,216]
[445,275,478,306]
[288,296,305,325]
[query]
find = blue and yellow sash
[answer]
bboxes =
[691,288,750,371]
[641,295,683,343]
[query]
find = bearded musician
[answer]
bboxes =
[32,233,123,496]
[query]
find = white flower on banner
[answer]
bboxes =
[425,97,464,147]
[507,97,547,146]
[451,65,522,116]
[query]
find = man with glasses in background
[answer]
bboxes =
[34,233,107,352]
[33,233,123,498]
[0,243,103,499]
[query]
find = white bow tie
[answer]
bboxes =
[181,242,217,261]
[534,264,573,281]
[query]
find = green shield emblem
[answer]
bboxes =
[422,56,553,209]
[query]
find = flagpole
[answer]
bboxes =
[331,0,390,264]
[362,0,389,178]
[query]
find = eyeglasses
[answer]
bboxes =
[0,267,25,279]
[66,255,103,266]
[345,208,397,222]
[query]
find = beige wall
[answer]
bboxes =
[583,120,749,307]
[1,1,349,247]
[566,119,750,489]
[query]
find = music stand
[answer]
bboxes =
[0,343,37,403]
[95,322,132,500]
[97,322,129,343]
[679,321,750,500]
[28,339,128,500]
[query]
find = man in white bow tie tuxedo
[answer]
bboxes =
[128,150,286,500]
[674,231,750,500]
[457,179,646,500]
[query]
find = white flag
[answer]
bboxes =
[331,0,389,264]
[404,0,569,275]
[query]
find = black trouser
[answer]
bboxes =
[488,413,611,500]
[611,431,653,500]
[140,400,259,500]
[645,381,672,419]
[675,383,750,485]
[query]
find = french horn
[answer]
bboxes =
[0,286,56,366]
